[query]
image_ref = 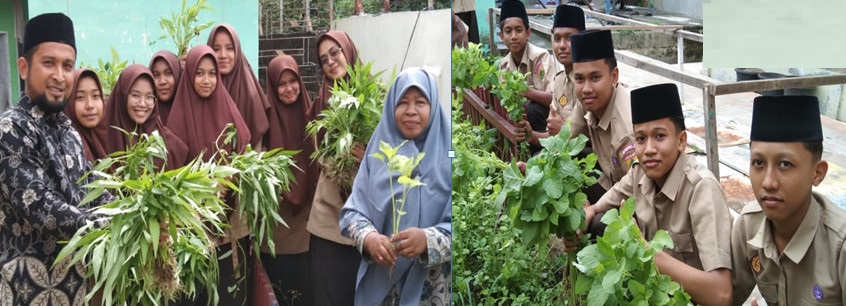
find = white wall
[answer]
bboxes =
[333,9,452,111]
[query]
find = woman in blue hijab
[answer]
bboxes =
[339,67,451,305]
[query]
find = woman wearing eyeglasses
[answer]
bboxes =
[96,64,189,171]
[307,30,365,306]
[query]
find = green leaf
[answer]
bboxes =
[523,165,543,187]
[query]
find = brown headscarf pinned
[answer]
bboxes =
[148,50,182,124]
[207,24,270,149]
[265,54,319,208]
[97,64,189,170]
[309,31,360,120]
[166,45,252,162]
[63,68,107,162]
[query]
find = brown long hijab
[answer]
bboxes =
[97,64,189,170]
[308,31,360,120]
[207,24,270,149]
[166,45,252,162]
[265,54,319,209]
[63,68,108,162]
[148,50,182,124]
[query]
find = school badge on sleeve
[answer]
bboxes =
[534,61,545,80]
[619,143,637,169]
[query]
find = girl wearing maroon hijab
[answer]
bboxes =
[148,50,181,124]
[165,45,253,306]
[96,64,189,171]
[307,30,366,306]
[260,54,319,305]
[207,24,271,150]
[64,68,107,162]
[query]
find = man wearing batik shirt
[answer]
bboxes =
[0,13,112,306]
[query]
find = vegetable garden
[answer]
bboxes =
[451,44,693,305]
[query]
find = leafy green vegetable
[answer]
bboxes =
[451,43,499,92]
[56,131,232,306]
[500,123,599,305]
[306,61,387,189]
[222,144,300,258]
[574,197,693,306]
[82,47,128,97]
[371,140,426,238]
[500,123,598,251]
[156,0,214,57]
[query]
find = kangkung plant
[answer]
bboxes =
[499,123,599,305]
[156,0,215,57]
[574,197,693,305]
[56,131,232,306]
[371,140,426,238]
[491,69,531,160]
[306,61,387,189]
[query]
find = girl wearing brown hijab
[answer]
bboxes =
[207,24,271,150]
[148,50,181,124]
[96,64,189,171]
[307,30,365,306]
[260,53,319,305]
[165,45,253,306]
[64,68,107,162]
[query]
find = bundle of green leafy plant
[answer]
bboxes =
[451,43,499,92]
[157,0,214,57]
[306,61,387,189]
[499,123,599,305]
[83,46,128,97]
[574,197,693,306]
[222,145,300,258]
[371,140,426,238]
[491,69,531,160]
[55,131,232,306]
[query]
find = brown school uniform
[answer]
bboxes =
[595,153,733,271]
[498,42,557,93]
[568,85,635,189]
[731,192,846,306]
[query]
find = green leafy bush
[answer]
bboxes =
[574,198,693,306]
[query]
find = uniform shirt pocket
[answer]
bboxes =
[756,281,779,305]
[666,231,701,269]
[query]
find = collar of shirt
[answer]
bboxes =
[587,85,619,131]
[638,152,687,202]
[18,95,72,128]
[749,195,820,263]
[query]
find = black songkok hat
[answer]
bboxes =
[24,13,76,54]
[553,5,585,31]
[500,0,529,28]
[571,29,614,63]
[751,95,823,142]
[630,83,684,124]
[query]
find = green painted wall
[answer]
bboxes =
[29,0,259,75]
[1,0,25,104]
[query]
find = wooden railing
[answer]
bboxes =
[456,87,523,162]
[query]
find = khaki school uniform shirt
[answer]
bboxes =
[550,70,582,122]
[731,192,846,306]
[498,42,557,94]
[595,153,733,272]
[568,85,634,190]
[307,171,354,245]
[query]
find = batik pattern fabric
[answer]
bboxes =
[0,97,112,306]
[346,222,452,306]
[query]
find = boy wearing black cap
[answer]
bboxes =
[498,0,557,143]
[0,13,112,305]
[581,83,733,305]
[517,4,587,146]
[731,96,846,305]
[567,29,633,201]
